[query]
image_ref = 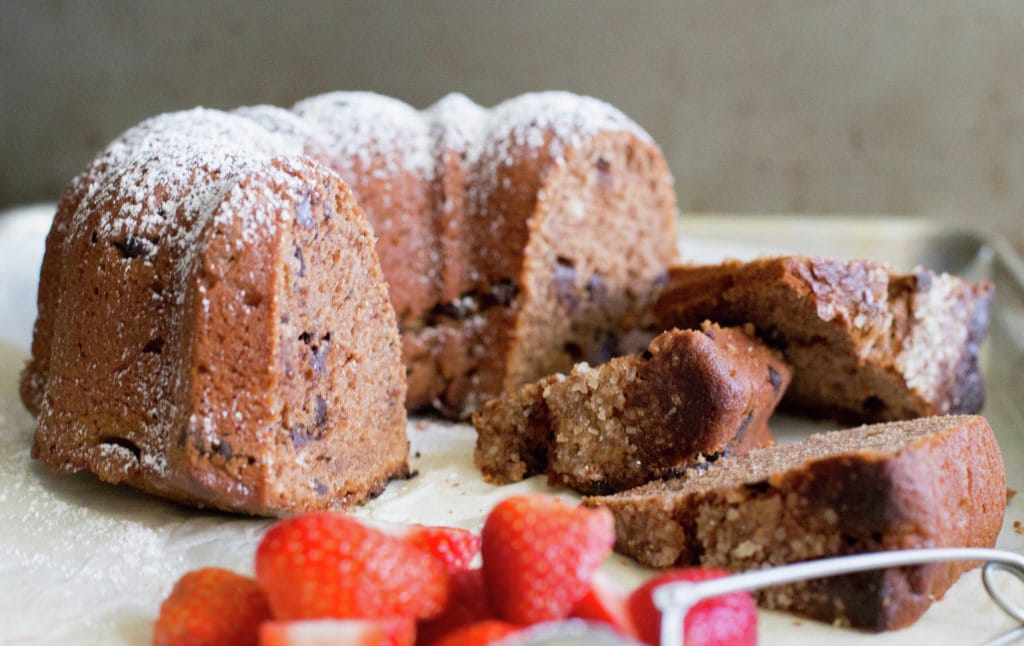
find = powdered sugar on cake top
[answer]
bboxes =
[293,91,435,179]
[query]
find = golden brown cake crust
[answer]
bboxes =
[473,323,790,494]
[585,415,1006,630]
[23,109,408,515]
[652,256,995,422]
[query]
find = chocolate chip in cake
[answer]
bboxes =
[769,365,783,395]
[142,337,165,355]
[214,439,232,458]
[311,334,331,376]
[734,412,754,444]
[296,194,314,229]
[113,235,153,259]
[553,258,579,310]
[595,156,613,189]
[314,395,328,427]
[294,246,306,277]
[290,427,313,451]
[586,272,608,306]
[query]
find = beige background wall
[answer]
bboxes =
[2,1,1021,247]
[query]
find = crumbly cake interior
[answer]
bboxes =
[587,415,1006,630]
[635,415,955,497]
[474,324,789,494]
[266,183,408,510]
[506,131,678,389]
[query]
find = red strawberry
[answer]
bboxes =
[570,570,639,639]
[417,569,495,645]
[259,617,415,646]
[481,495,615,625]
[153,567,271,646]
[430,620,520,646]
[628,568,757,646]
[379,523,481,573]
[255,512,449,621]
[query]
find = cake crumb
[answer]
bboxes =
[1008,488,1017,501]
[1013,520,1024,535]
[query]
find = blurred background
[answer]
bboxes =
[2,0,1021,248]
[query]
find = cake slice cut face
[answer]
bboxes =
[292,92,680,417]
[23,110,408,515]
[584,415,1006,630]
[473,323,791,494]
[652,256,995,422]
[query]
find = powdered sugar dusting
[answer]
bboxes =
[482,91,652,166]
[293,91,434,179]
[426,93,489,162]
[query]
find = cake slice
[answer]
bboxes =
[473,323,791,494]
[652,257,995,422]
[584,415,1006,630]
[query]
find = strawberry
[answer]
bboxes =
[259,617,415,646]
[430,620,520,646]
[570,570,640,639]
[255,512,449,621]
[628,568,757,646]
[481,495,615,625]
[153,567,271,646]
[378,522,481,573]
[417,568,495,645]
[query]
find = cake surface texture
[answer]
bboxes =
[22,109,409,515]
[584,414,1006,630]
[652,256,995,422]
[473,323,790,494]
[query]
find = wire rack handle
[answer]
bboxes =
[652,547,1024,646]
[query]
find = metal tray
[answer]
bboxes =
[0,208,1021,644]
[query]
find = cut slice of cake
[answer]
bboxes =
[473,323,791,495]
[583,415,1006,630]
[651,256,995,423]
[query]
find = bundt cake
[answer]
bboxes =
[22,108,409,515]
[584,414,1006,630]
[652,257,995,422]
[473,323,790,494]
[21,91,677,512]
[267,91,679,416]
